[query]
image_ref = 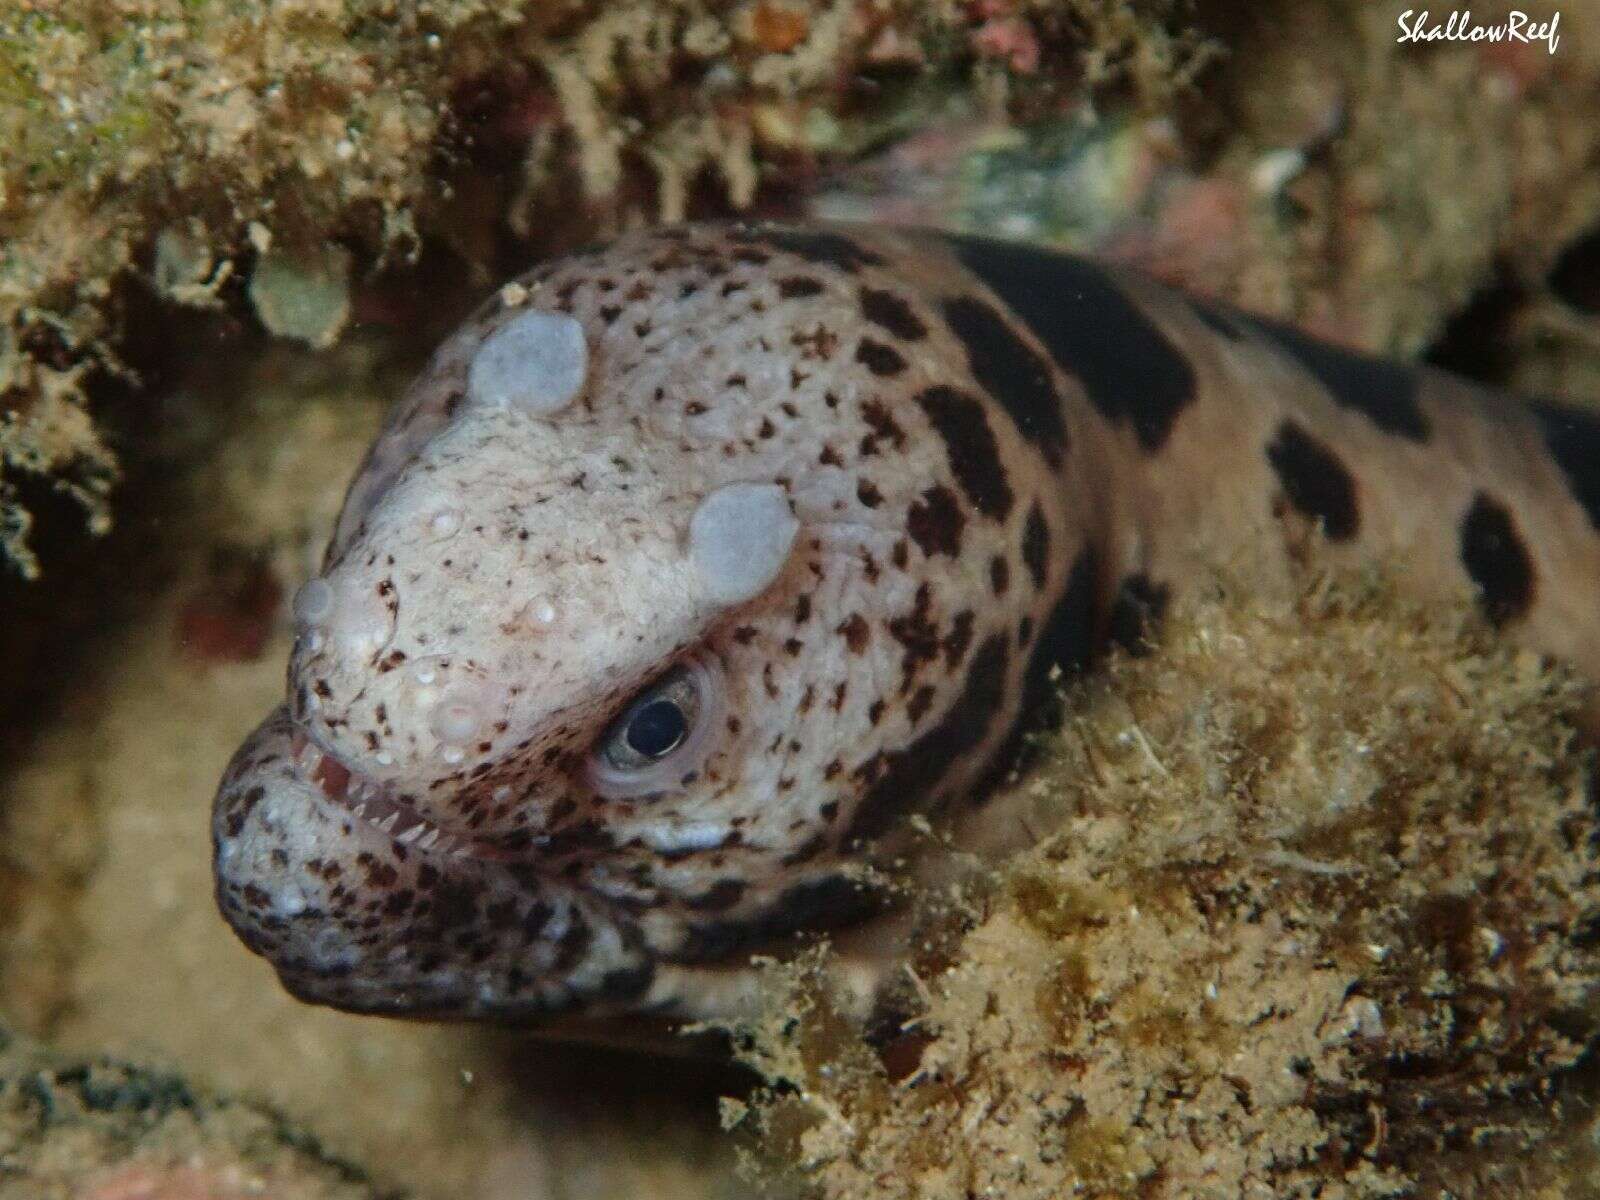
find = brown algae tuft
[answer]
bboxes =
[728,564,1600,1198]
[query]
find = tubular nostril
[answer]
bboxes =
[293,578,335,625]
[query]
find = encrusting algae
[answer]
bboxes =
[725,563,1600,1199]
[0,0,1210,578]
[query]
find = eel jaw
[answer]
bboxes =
[211,706,659,1022]
[286,727,473,858]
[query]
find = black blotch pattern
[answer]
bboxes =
[856,337,908,376]
[847,633,1011,842]
[778,276,825,299]
[990,555,1010,596]
[1192,300,1246,340]
[668,874,885,964]
[596,960,657,1001]
[1107,572,1171,657]
[1022,503,1049,590]
[1022,546,1098,713]
[1265,420,1361,541]
[1531,399,1600,531]
[940,294,1068,467]
[1549,224,1600,314]
[1460,492,1535,627]
[1249,314,1430,441]
[948,234,1196,453]
[553,916,594,971]
[970,545,1100,808]
[744,228,886,272]
[915,385,1015,520]
[907,485,966,558]
[686,878,747,912]
[539,818,616,857]
[424,878,478,931]
[860,287,928,340]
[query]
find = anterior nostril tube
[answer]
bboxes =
[292,578,335,625]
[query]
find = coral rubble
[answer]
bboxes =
[729,567,1600,1198]
[0,0,1204,576]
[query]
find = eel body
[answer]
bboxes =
[212,223,1600,1031]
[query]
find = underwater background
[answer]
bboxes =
[2,1,1599,1196]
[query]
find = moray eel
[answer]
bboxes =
[212,223,1600,1032]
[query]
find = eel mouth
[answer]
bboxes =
[287,726,510,860]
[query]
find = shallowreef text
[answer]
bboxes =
[1397,9,1561,53]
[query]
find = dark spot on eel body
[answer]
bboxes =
[907,485,966,558]
[839,613,870,653]
[939,293,1067,468]
[742,227,886,272]
[686,878,747,912]
[947,234,1195,453]
[1460,492,1535,627]
[847,632,1011,841]
[1265,420,1361,541]
[914,385,1015,521]
[778,276,825,299]
[968,544,1101,808]
[887,584,941,685]
[1531,399,1600,531]
[1191,300,1248,340]
[668,874,885,964]
[1249,314,1430,442]
[1107,573,1171,657]
[597,960,656,1002]
[860,287,928,340]
[223,785,266,838]
[1024,546,1098,707]
[856,338,908,377]
[990,555,1010,596]
[859,399,907,453]
[426,879,477,931]
[1021,503,1049,590]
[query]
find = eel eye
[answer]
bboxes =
[603,671,699,769]
[588,657,727,798]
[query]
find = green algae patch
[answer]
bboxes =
[728,565,1600,1198]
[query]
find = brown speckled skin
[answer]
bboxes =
[213,223,1600,1034]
